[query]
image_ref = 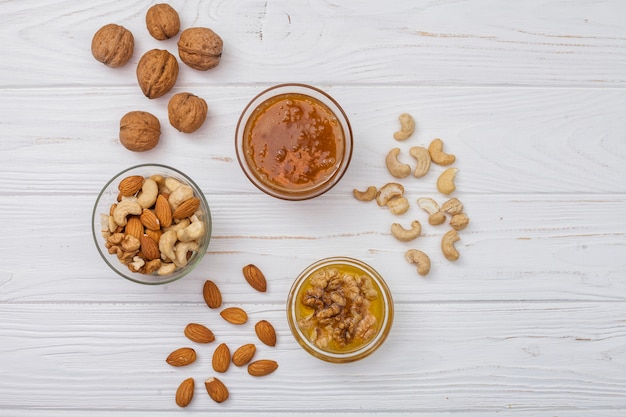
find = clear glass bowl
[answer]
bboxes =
[92,164,211,285]
[235,84,353,201]
[287,257,394,363]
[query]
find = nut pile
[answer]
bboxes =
[353,113,470,276]
[91,3,223,151]
[166,264,279,407]
[98,174,207,275]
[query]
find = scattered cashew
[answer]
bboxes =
[168,185,194,210]
[136,178,159,209]
[385,148,411,178]
[353,186,377,202]
[441,198,463,215]
[441,229,460,261]
[376,182,404,206]
[177,220,206,242]
[428,138,456,166]
[409,146,431,178]
[450,213,470,231]
[387,196,410,215]
[393,113,415,141]
[404,249,431,276]
[417,197,446,225]
[174,241,199,268]
[159,230,178,262]
[112,200,142,227]
[437,167,458,195]
[391,220,422,242]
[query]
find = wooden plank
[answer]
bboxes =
[0,302,625,414]
[0,0,625,88]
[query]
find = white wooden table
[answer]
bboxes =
[1,1,625,415]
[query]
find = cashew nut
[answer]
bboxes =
[159,230,178,262]
[168,185,194,210]
[164,177,184,193]
[376,182,404,206]
[409,146,431,178]
[393,113,415,141]
[428,138,456,166]
[441,198,463,215]
[385,148,411,178]
[177,220,206,242]
[158,262,177,276]
[404,249,431,276]
[450,213,470,231]
[387,196,410,215]
[136,178,159,209]
[174,241,199,268]
[442,229,460,261]
[112,200,142,227]
[437,167,458,195]
[353,186,377,202]
[163,218,191,233]
[417,197,446,225]
[391,220,421,242]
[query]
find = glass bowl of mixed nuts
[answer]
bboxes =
[286,256,394,363]
[92,164,211,285]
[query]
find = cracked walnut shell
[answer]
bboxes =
[119,111,161,152]
[168,92,208,133]
[146,3,180,40]
[136,49,179,99]
[91,23,134,68]
[177,27,223,71]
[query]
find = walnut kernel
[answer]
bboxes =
[119,111,161,152]
[91,24,134,68]
[146,3,180,40]
[177,27,223,71]
[136,49,179,99]
[168,93,208,133]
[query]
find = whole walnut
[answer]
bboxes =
[136,49,179,99]
[119,111,161,152]
[168,92,208,133]
[177,27,223,71]
[91,24,134,68]
[146,3,180,40]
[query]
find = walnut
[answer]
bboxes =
[177,27,223,71]
[145,3,180,40]
[136,49,179,99]
[168,92,208,133]
[119,111,161,152]
[91,23,134,68]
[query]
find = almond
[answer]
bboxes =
[247,359,278,377]
[155,194,172,228]
[242,264,267,292]
[254,320,277,347]
[118,175,144,196]
[212,343,231,373]
[175,377,194,408]
[166,347,196,367]
[184,323,215,344]
[140,209,160,230]
[202,280,222,309]
[124,216,143,239]
[145,228,162,243]
[140,234,161,261]
[172,197,200,219]
[205,377,229,403]
[220,307,248,325]
[232,343,256,367]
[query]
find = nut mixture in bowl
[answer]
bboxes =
[92,164,211,285]
[287,257,394,363]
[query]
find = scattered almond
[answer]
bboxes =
[184,323,215,344]
[118,175,144,196]
[205,377,229,403]
[140,208,160,230]
[140,234,161,261]
[212,343,231,373]
[254,320,277,347]
[232,343,256,367]
[166,347,196,367]
[202,280,222,309]
[175,377,194,408]
[247,359,278,377]
[154,194,173,228]
[242,264,267,292]
[220,307,248,325]
[172,197,200,219]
